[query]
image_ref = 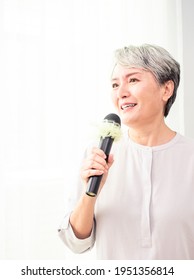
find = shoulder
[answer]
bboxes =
[175,133,194,158]
[176,133,194,148]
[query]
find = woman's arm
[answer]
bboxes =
[69,193,96,239]
[69,147,114,239]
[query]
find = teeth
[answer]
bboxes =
[122,104,136,109]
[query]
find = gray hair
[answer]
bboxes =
[113,44,180,117]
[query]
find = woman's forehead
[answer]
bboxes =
[111,64,149,79]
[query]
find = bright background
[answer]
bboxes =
[0,0,193,259]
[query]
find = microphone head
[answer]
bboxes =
[104,113,121,126]
[98,113,122,141]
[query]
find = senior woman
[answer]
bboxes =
[59,44,194,259]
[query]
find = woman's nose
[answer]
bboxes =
[117,82,130,99]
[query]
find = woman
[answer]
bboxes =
[59,44,194,259]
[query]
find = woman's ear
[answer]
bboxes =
[162,80,174,102]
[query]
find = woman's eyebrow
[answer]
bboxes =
[111,71,142,81]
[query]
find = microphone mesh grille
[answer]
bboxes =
[98,113,121,140]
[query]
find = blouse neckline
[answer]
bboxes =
[125,130,181,152]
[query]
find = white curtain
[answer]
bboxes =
[0,0,184,259]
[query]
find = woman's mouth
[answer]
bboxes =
[121,103,137,110]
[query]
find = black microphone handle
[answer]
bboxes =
[86,137,114,197]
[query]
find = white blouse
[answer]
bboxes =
[59,132,194,259]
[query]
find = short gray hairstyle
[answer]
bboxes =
[113,44,180,117]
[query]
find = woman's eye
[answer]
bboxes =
[129,78,138,83]
[112,83,119,88]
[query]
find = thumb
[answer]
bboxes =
[107,154,114,168]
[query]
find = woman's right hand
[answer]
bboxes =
[80,147,114,192]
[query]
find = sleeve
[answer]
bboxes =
[58,212,96,254]
[58,145,97,254]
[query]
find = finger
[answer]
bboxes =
[81,157,107,178]
[81,147,109,184]
[86,148,108,169]
[87,147,107,159]
[81,168,104,181]
[107,154,114,167]
[87,154,108,168]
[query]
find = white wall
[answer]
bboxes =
[182,0,194,138]
[0,0,190,259]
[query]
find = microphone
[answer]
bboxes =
[86,113,121,197]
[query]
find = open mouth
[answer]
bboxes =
[121,103,137,110]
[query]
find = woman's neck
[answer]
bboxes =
[128,121,176,147]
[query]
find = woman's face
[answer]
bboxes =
[111,64,170,128]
